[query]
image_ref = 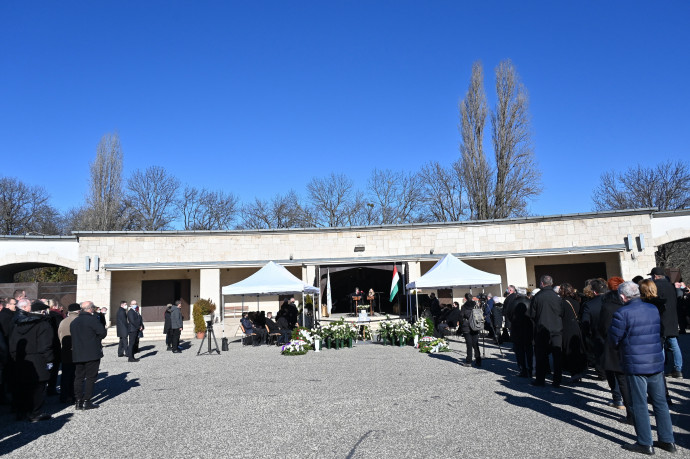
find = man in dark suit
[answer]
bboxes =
[127,301,143,362]
[530,275,564,387]
[116,301,128,357]
[266,311,290,344]
[71,301,107,410]
[651,267,682,378]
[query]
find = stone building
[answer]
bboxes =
[1,208,688,325]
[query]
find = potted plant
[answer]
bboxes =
[193,298,216,339]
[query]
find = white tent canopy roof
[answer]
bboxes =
[405,253,502,289]
[221,261,319,296]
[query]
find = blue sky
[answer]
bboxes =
[1,1,688,219]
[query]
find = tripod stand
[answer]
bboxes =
[481,318,503,357]
[197,321,221,355]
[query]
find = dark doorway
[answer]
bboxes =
[141,279,191,322]
[320,264,406,315]
[534,262,607,290]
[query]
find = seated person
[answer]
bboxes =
[435,321,451,338]
[266,311,291,344]
[240,312,267,345]
[276,310,293,342]
[445,302,462,328]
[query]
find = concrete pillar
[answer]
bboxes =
[199,268,221,315]
[505,257,528,290]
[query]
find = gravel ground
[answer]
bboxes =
[0,335,688,458]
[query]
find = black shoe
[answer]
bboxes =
[622,443,654,455]
[46,389,59,396]
[517,370,529,378]
[531,381,545,387]
[653,441,677,453]
[28,413,52,422]
[118,354,126,357]
[166,346,172,351]
[82,401,99,410]
[75,400,84,411]
[670,371,683,379]
[128,358,140,362]
[172,350,181,354]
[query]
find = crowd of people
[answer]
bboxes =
[0,289,107,422]
[428,268,687,455]
[239,297,303,346]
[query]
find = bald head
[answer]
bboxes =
[80,301,95,312]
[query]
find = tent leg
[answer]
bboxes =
[415,291,419,320]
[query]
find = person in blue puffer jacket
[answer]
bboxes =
[609,281,676,455]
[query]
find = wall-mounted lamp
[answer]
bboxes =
[289,254,294,260]
[430,248,435,254]
[625,234,633,251]
[637,234,645,251]
[93,255,100,272]
[85,256,91,272]
[354,245,365,252]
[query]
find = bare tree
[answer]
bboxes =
[81,132,125,230]
[307,173,361,227]
[418,161,465,222]
[592,160,690,281]
[367,169,425,224]
[592,161,690,212]
[459,61,491,220]
[126,166,180,230]
[177,186,238,230]
[239,190,312,229]
[0,177,59,235]
[491,60,541,218]
[458,60,541,220]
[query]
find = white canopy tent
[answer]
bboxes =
[405,253,502,317]
[221,261,319,326]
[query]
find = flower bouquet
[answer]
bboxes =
[281,340,308,356]
[418,337,450,353]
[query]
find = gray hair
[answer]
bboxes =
[618,281,640,300]
[17,298,31,311]
[80,300,95,311]
[540,275,553,287]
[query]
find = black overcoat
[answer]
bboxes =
[70,311,107,363]
[9,310,54,383]
[116,307,129,338]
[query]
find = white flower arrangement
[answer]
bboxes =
[281,340,308,355]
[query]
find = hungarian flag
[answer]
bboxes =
[390,265,400,302]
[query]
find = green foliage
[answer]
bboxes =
[14,266,77,283]
[192,298,216,334]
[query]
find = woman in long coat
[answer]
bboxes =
[559,283,587,381]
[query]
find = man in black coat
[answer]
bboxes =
[651,267,682,377]
[580,278,608,380]
[9,298,54,422]
[116,301,128,357]
[163,304,173,351]
[127,302,143,362]
[508,292,533,377]
[71,301,107,410]
[530,275,564,387]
